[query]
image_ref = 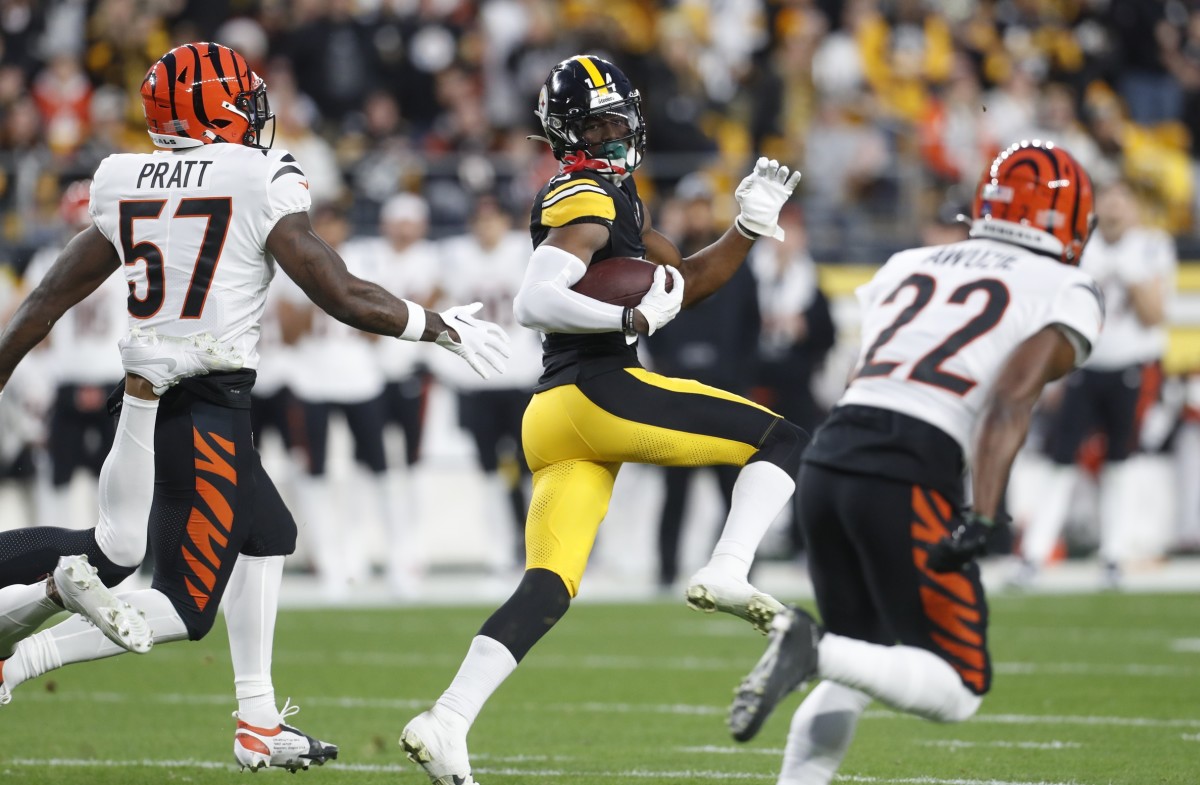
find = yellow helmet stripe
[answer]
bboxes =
[575,56,610,95]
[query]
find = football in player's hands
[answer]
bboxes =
[570,256,673,308]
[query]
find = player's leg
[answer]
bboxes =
[401,454,618,785]
[657,466,691,587]
[1095,363,1155,586]
[459,389,521,573]
[345,394,409,591]
[44,384,85,528]
[565,369,805,629]
[293,399,347,597]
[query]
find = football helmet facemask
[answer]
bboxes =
[536,55,645,182]
[141,42,274,150]
[969,139,1095,265]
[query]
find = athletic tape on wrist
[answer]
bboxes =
[622,306,637,336]
[399,300,427,341]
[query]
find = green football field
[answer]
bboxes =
[1,592,1198,785]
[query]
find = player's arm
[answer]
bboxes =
[514,221,677,337]
[0,225,120,391]
[645,157,801,308]
[268,212,509,378]
[1128,275,1166,327]
[927,326,1089,573]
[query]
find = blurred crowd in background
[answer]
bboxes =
[2,0,1200,597]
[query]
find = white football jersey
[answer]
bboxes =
[840,238,1104,455]
[1077,227,1175,369]
[432,230,543,391]
[89,144,312,370]
[25,245,126,385]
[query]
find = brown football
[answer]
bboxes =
[569,256,671,308]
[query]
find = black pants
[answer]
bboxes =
[48,382,120,486]
[1047,364,1151,465]
[297,394,389,476]
[799,461,991,695]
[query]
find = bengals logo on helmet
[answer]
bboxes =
[970,140,1095,265]
[141,42,273,149]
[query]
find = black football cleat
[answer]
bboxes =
[729,605,822,743]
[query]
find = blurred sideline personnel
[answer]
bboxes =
[749,205,836,558]
[645,173,761,589]
[429,194,543,572]
[723,141,1103,785]
[277,205,400,600]
[400,55,803,785]
[0,42,508,771]
[22,181,126,528]
[1016,178,1175,588]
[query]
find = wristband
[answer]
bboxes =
[622,306,637,336]
[399,300,427,342]
[735,217,761,240]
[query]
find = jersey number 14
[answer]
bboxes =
[119,198,232,319]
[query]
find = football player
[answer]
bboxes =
[0,42,509,771]
[724,141,1104,785]
[400,55,803,785]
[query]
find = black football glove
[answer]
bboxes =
[926,511,1005,573]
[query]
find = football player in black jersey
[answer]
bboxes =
[401,55,802,785]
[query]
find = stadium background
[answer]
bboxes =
[0,0,1198,597]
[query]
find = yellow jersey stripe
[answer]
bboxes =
[624,368,777,415]
[576,56,609,94]
[541,190,616,226]
[545,178,607,202]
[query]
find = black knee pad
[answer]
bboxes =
[751,417,807,477]
[478,568,572,662]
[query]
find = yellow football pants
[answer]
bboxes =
[521,368,782,596]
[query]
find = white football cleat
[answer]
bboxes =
[685,565,785,635]
[400,705,477,785]
[53,555,152,654]
[0,672,11,706]
[234,699,338,772]
[119,327,244,395]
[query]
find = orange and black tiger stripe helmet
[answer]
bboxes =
[140,42,272,149]
[970,140,1095,265]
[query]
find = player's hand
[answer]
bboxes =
[634,265,684,337]
[435,302,512,380]
[926,511,996,573]
[735,157,802,241]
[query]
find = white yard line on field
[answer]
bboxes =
[1,759,1093,784]
[918,740,1082,750]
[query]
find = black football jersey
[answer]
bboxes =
[529,171,647,390]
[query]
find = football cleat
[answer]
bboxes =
[119,327,244,395]
[234,699,338,772]
[685,566,785,634]
[0,661,10,706]
[729,605,823,743]
[400,705,476,785]
[53,555,152,654]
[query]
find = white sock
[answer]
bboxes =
[436,635,518,726]
[2,588,187,692]
[708,461,795,578]
[817,634,982,722]
[1019,463,1076,567]
[94,394,159,568]
[1098,462,1136,564]
[0,582,59,658]
[222,555,284,728]
[297,476,348,597]
[779,682,872,785]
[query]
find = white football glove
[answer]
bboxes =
[435,302,512,380]
[633,265,684,339]
[735,156,802,241]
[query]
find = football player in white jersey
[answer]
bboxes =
[1017,178,1176,588]
[23,180,128,529]
[724,141,1104,785]
[0,42,509,771]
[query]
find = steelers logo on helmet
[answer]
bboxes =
[535,55,646,182]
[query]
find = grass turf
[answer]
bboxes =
[1,592,1198,784]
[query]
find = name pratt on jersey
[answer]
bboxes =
[924,245,1017,271]
[136,159,213,190]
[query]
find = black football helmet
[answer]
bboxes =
[536,55,646,181]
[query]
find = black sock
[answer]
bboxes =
[478,568,572,662]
